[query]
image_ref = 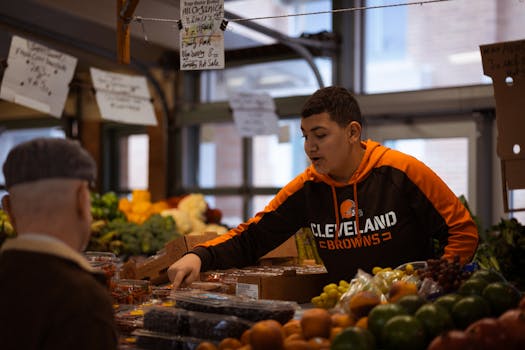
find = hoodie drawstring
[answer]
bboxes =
[353,183,361,238]
[330,185,340,243]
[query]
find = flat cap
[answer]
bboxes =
[3,137,96,189]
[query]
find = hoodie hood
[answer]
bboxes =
[306,139,389,186]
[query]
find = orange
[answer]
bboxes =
[355,316,368,329]
[283,339,314,350]
[347,291,382,318]
[249,319,284,350]
[300,308,332,340]
[307,337,330,350]
[196,342,219,350]
[331,312,355,328]
[219,337,242,349]
[388,280,418,302]
[240,329,251,345]
[285,333,305,343]
[283,319,302,337]
[330,326,344,341]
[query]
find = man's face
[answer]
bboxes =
[301,112,354,182]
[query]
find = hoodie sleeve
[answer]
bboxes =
[191,175,309,271]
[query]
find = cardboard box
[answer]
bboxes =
[120,232,218,284]
[235,269,328,303]
[259,235,298,260]
[480,39,525,212]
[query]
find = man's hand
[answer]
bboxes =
[167,253,202,289]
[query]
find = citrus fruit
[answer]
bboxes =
[331,312,355,328]
[331,326,376,350]
[283,339,314,350]
[347,290,382,318]
[451,295,491,329]
[307,337,330,350]
[381,315,426,350]
[249,319,284,350]
[218,337,242,349]
[396,294,427,314]
[458,278,489,296]
[367,303,407,339]
[469,269,504,283]
[433,293,461,314]
[196,342,219,350]
[300,308,332,339]
[481,281,521,316]
[283,319,302,337]
[414,303,454,340]
[388,281,418,302]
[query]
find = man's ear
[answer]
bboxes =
[76,183,91,220]
[1,195,16,229]
[347,121,362,142]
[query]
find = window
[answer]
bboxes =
[196,119,307,222]
[364,119,477,209]
[201,58,332,102]
[364,0,525,93]
[0,127,65,202]
[118,134,149,191]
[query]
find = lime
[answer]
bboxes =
[451,295,491,329]
[470,269,504,283]
[482,281,521,316]
[458,278,489,296]
[433,293,461,314]
[396,294,427,315]
[367,303,407,340]
[331,326,376,350]
[414,303,454,340]
[381,315,426,350]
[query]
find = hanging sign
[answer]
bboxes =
[229,92,279,137]
[0,35,77,117]
[90,67,157,126]
[179,0,225,70]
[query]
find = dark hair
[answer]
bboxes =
[301,86,362,127]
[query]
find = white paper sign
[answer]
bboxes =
[0,35,77,117]
[229,92,279,137]
[180,0,225,71]
[90,67,157,126]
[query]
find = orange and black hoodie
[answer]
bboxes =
[191,140,479,282]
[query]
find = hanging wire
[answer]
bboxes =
[130,0,452,26]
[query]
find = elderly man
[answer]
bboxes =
[0,138,118,350]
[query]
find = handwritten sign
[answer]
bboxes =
[0,35,77,117]
[180,0,225,71]
[480,39,525,79]
[90,67,157,126]
[229,92,279,137]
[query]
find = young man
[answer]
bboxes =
[168,86,479,287]
[0,138,118,350]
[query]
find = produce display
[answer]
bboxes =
[0,209,15,246]
[88,190,228,260]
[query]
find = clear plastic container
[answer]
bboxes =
[112,279,152,304]
[85,251,119,286]
[171,290,298,324]
[143,306,253,340]
[134,329,215,350]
